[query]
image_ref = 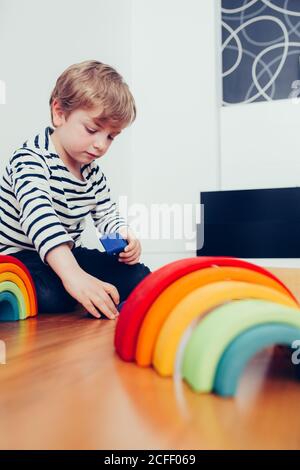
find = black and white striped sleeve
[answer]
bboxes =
[11,151,74,264]
[91,168,128,235]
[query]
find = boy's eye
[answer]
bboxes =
[85,127,97,134]
[85,125,117,141]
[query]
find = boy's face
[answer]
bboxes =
[51,100,123,166]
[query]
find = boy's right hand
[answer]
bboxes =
[62,269,120,319]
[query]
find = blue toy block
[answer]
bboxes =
[117,301,126,312]
[87,300,126,319]
[100,233,128,256]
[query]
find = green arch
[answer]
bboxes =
[0,281,26,320]
[182,299,300,393]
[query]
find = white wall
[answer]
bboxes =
[1,0,223,270]
[0,0,222,271]
[220,99,300,190]
[131,0,221,269]
[0,0,133,250]
[220,90,300,269]
[3,1,292,271]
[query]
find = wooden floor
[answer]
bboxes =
[1,267,300,450]
[0,302,300,450]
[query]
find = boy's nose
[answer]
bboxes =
[94,137,107,153]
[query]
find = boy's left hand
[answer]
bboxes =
[117,227,141,265]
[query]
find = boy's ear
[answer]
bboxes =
[52,98,66,126]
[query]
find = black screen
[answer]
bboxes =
[197,187,300,258]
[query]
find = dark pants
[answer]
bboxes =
[12,247,151,314]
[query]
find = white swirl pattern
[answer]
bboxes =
[222,0,300,105]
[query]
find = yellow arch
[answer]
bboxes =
[0,281,27,319]
[0,272,30,317]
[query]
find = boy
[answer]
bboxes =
[0,60,151,319]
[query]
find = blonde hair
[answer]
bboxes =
[49,60,136,128]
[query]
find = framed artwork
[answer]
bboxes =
[222,0,300,105]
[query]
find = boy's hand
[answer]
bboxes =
[62,268,120,319]
[117,227,142,265]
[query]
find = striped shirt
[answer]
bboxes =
[0,126,128,264]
